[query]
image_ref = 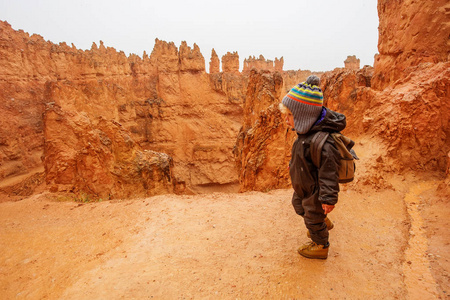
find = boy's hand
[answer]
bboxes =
[322,204,335,214]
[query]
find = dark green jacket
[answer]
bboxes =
[289,107,346,205]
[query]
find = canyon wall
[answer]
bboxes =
[373,0,450,90]
[322,0,449,173]
[1,19,322,198]
[233,0,449,191]
[370,0,449,172]
[2,20,315,198]
[44,104,176,198]
[0,21,248,198]
[2,0,447,197]
[234,70,296,192]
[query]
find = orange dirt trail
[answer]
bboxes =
[1,176,448,299]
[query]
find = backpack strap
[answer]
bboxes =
[310,131,330,167]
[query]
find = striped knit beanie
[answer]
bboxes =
[281,76,323,134]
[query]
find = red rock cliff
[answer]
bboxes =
[0,21,247,198]
[2,0,448,197]
[234,70,295,192]
[321,0,449,173]
[372,0,450,90]
[233,0,449,192]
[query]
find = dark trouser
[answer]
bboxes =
[292,192,329,245]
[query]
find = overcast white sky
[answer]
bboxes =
[1,0,379,72]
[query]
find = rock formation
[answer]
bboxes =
[344,55,360,70]
[321,0,449,173]
[233,0,448,191]
[222,52,240,73]
[1,0,448,197]
[243,55,284,73]
[0,21,247,198]
[179,41,205,72]
[243,55,271,72]
[372,0,450,90]
[275,57,284,72]
[209,49,220,73]
[44,104,176,198]
[320,66,374,132]
[234,70,295,192]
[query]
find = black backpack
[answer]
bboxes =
[310,131,358,183]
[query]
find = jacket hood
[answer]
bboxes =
[309,107,346,133]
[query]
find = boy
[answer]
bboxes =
[279,75,345,259]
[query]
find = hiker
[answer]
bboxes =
[279,75,346,259]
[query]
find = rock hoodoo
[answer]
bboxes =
[344,55,360,70]
[209,49,220,74]
[221,52,240,73]
[243,55,284,73]
[179,41,205,72]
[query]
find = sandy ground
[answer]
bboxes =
[1,174,448,299]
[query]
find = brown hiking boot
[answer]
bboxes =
[297,241,329,259]
[307,217,334,238]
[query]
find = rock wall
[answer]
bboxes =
[372,0,450,90]
[369,0,449,172]
[234,70,295,192]
[320,0,450,173]
[321,66,374,135]
[44,104,176,198]
[233,0,449,191]
[322,62,449,173]
[0,21,247,197]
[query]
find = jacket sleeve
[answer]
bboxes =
[317,139,340,205]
